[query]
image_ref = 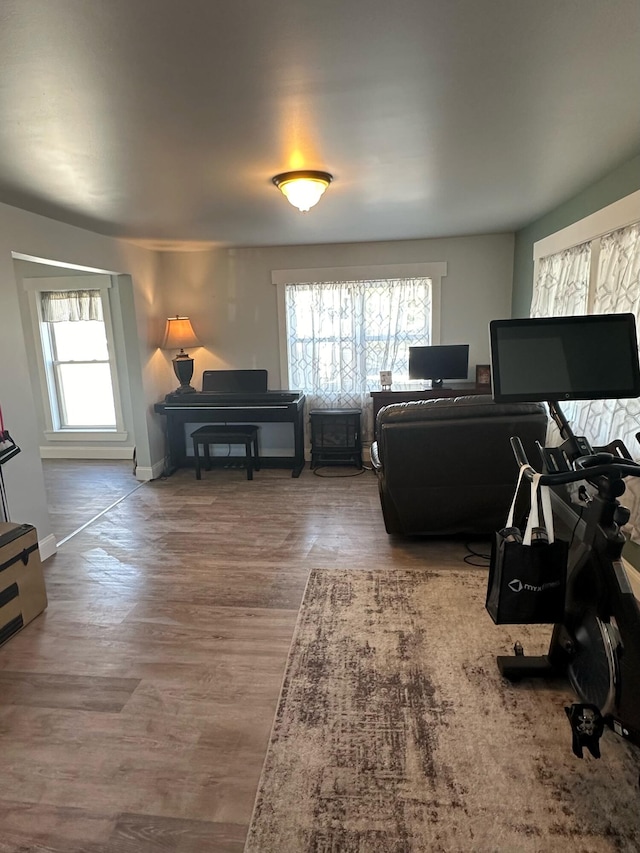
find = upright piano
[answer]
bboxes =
[154,370,306,477]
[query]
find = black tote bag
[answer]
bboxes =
[486,468,568,625]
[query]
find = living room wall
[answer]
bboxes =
[511,151,640,318]
[0,201,166,553]
[156,232,515,393]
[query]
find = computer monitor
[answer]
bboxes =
[489,313,640,403]
[408,344,469,387]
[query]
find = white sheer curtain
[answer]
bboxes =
[594,223,640,315]
[40,290,103,322]
[569,224,640,452]
[532,223,640,540]
[532,242,592,437]
[531,242,591,318]
[585,224,640,540]
[285,277,432,440]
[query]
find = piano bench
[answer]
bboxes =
[191,425,260,481]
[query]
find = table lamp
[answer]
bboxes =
[163,316,201,394]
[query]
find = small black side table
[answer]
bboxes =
[309,409,363,469]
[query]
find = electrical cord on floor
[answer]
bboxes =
[312,466,368,478]
[464,540,492,567]
[463,491,586,568]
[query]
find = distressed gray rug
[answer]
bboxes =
[245,568,640,853]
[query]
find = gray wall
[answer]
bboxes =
[157,232,516,390]
[0,201,163,552]
[511,151,640,317]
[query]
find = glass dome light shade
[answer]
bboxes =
[272,170,333,212]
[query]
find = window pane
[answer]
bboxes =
[51,321,109,361]
[57,363,116,427]
[286,278,431,395]
[285,276,433,442]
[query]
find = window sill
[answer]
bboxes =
[43,430,129,442]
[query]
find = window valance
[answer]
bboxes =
[40,290,103,323]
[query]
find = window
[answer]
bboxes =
[532,198,640,454]
[41,311,117,429]
[274,263,445,441]
[531,192,640,542]
[286,277,432,392]
[25,277,125,437]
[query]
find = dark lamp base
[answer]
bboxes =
[172,354,195,394]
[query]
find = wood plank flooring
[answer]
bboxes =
[42,459,140,544]
[0,463,475,852]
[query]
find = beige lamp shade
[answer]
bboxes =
[162,316,200,351]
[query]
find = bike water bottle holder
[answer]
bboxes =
[541,437,593,475]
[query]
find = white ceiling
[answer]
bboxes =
[0,0,638,250]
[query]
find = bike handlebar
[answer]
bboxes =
[510,436,640,485]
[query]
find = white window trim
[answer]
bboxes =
[271,262,446,387]
[24,275,127,439]
[533,189,640,269]
[42,430,129,442]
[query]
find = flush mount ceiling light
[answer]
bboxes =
[272,170,333,212]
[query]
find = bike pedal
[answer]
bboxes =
[565,703,604,759]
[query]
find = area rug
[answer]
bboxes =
[244,567,640,853]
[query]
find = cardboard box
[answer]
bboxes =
[0,522,48,646]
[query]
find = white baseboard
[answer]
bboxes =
[40,446,136,460]
[39,533,58,561]
[137,461,164,481]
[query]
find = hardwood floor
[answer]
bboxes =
[42,459,141,544]
[0,463,474,852]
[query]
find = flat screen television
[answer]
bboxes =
[490,313,640,403]
[408,344,469,387]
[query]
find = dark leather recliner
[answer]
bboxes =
[370,395,548,536]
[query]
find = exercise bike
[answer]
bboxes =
[498,400,640,760]
[488,312,640,764]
